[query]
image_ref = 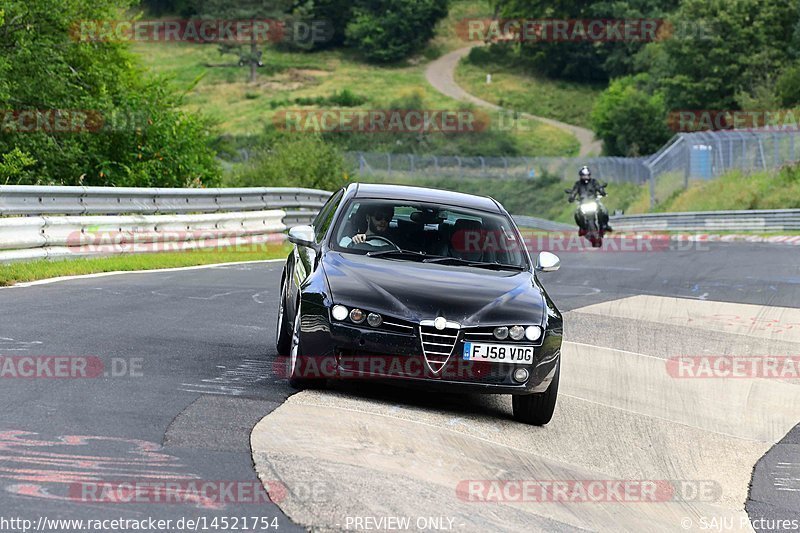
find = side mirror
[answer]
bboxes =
[535,251,560,273]
[287,225,317,249]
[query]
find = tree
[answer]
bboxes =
[644,0,797,110]
[344,0,449,63]
[492,0,679,81]
[198,0,292,83]
[0,0,220,186]
[591,75,672,156]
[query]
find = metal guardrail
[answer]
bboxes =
[0,211,287,263]
[512,215,573,232]
[611,209,800,232]
[0,187,332,263]
[0,185,330,217]
[1,185,795,262]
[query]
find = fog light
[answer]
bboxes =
[493,326,509,340]
[509,325,525,340]
[349,308,365,323]
[367,313,382,327]
[332,305,348,321]
[525,326,542,341]
[513,368,529,383]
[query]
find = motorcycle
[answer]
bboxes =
[566,190,606,248]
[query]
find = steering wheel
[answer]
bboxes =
[363,235,400,249]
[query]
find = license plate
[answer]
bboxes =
[462,342,534,364]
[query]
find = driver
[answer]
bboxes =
[351,203,395,245]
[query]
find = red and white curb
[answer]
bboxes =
[519,231,800,246]
[666,234,800,245]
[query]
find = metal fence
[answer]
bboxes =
[347,129,800,208]
[347,152,649,184]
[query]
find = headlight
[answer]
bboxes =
[367,313,382,327]
[509,326,525,341]
[493,326,509,340]
[580,201,598,214]
[349,308,365,324]
[525,325,542,341]
[332,305,348,321]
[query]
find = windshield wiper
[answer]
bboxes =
[366,249,428,260]
[423,256,526,271]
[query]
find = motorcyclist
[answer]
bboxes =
[566,166,612,232]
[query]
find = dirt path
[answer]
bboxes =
[425,46,602,157]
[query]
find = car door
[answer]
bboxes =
[287,188,344,318]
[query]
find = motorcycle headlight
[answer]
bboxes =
[580,202,598,214]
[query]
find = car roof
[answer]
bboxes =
[347,183,502,213]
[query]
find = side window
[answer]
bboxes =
[313,189,344,242]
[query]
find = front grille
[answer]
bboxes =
[420,325,459,373]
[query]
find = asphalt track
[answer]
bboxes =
[1,240,798,532]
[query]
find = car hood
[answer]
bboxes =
[323,252,545,326]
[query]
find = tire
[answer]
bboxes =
[591,236,603,248]
[275,275,291,356]
[287,300,324,390]
[512,363,560,426]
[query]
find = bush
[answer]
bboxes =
[228,135,350,191]
[591,75,672,157]
[0,0,220,187]
[777,66,800,107]
[345,0,449,63]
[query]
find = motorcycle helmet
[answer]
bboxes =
[579,166,591,183]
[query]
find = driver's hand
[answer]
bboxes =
[352,233,367,244]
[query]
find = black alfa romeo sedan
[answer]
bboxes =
[276,183,563,425]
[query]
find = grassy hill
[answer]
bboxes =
[130,1,579,157]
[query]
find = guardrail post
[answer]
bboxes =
[648,166,656,210]
[387,153,392,176]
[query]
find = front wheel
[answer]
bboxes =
[512,363,560,425]
[275,275,291,355]
[287,301,324,390]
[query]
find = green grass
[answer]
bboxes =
[659,167,800,212]
[0,243,291,286]
[129,0,579,157]
[455,58,604,129]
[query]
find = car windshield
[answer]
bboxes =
[330,198,529,269]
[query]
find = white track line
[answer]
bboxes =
[2,259,285,289]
